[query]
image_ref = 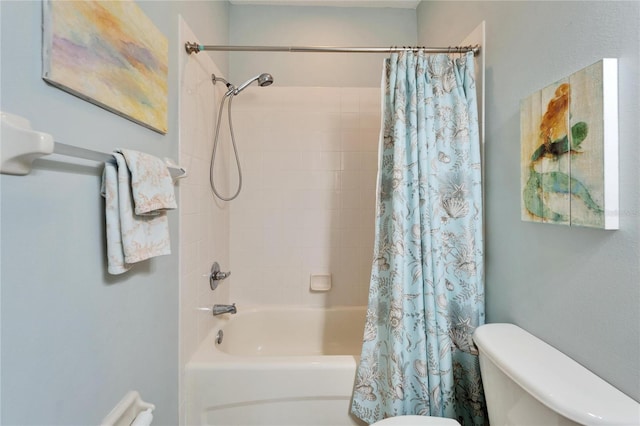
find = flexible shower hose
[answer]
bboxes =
[210,91,243,201]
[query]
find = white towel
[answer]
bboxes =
[117,149,177,216]
[101,153,171,275]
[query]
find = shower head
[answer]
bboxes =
[257,73,274,87]
[234,73,274,94]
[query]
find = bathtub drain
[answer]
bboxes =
[216,330,223,344]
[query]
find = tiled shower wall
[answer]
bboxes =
[229,86,381,307]
[178,18,231,421]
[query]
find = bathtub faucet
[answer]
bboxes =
[211,303,237,316]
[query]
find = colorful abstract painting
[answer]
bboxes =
[42,0,168,134]
[520,59,618,229]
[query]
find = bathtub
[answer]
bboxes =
[185,306,367,426]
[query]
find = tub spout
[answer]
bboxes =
[212,303,237,316]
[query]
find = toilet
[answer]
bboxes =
[474,323,640,425]
[372,323,640,426]
[371,415,460,425]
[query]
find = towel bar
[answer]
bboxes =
[100,390,155,426]
[0,111,186,179]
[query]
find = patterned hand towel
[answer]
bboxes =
[102,161,131,274]
[101,153,171,275]
[117,149,177,216]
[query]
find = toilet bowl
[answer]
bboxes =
[370,415,460,425]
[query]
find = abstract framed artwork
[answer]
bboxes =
[520,59,618,229]
[42,0,168,134]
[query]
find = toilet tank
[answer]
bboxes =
[473,324,640,426]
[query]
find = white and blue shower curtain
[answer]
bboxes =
[351,51,487,425]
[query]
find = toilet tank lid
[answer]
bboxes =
[473,324,640,426]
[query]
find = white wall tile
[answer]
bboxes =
[360,112,381,130]
[359,89,381,112]
[342,151,363,171]
[362,151,379,170]
[341,112,360,129]
[341,130,362,152]
[320,152,342,171]
[340,89,360,113]
[179,20,231,417]
[308,130,342,152]
[230,86,379,307]
[361,130,381,152]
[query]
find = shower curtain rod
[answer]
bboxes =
[184,42,480,56]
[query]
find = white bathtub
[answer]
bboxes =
[185,306,367,426]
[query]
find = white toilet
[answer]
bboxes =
[372,323,640,426]
[474,323,640,425]
[371,415,460,425]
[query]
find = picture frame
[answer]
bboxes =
[520,59,618,229]
[42,0,168,134]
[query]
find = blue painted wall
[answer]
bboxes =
[418,1,640,401]
[0,1,228,424]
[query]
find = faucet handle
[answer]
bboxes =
[212,270,231,280]
[210,261,231,291]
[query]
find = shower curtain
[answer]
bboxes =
[351,51,487,425]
